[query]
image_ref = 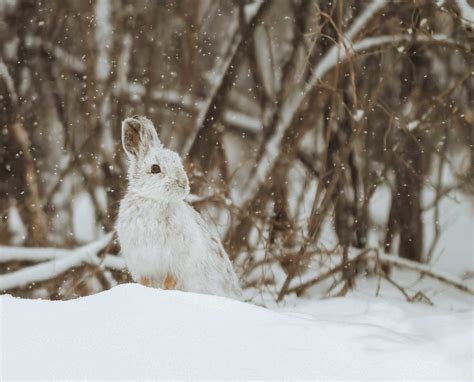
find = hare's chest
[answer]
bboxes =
[117,198,206,281]
[142,203,198,248]
[119,201,198,256]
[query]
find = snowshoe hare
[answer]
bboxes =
[117,116,242,299]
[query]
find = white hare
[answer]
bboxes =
[116,116,242,299]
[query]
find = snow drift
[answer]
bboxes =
[1,284,472,379]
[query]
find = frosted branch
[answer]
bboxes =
[0,246,70,263]
[455,0,474,26]
[0,234,119,291]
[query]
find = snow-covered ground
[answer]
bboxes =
[1,150,472,380]
[1,283,472,380]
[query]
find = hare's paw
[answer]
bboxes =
[163,274,177,290]
[138,276,151,287]
[137,274,177,290]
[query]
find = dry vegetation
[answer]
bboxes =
[0,0,472,300]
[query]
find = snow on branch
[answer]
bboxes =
[455,0,474,26]
[345,0,387,41]
[0,233,126,291]
[0,246,70,263]
[101,255,127,271]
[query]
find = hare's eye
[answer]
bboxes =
[150,164,161,174]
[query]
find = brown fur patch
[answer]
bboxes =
[138,276,151,287]
[163,274,176,290]
[123,119,142,156]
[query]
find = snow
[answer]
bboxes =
[424,189,474,275]
[72,192,97,242]
[224,109,262,132]
[353,108,365,121]
[345,0,387,41]
[94,0,111,81]
[6,206,26,245]
[407,119,420,131]
[1,284,472,380]
[455,0,474,26]
[116,33,132,94]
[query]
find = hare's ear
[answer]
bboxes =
[122,116,161,158]
[140,117,162,148]
[122,117,144,158]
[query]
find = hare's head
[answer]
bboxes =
[121,116,190,201]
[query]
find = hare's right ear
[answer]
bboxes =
[122,117,143,158]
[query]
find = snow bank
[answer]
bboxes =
[1,284,472,379]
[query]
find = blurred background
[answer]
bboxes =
[0,0,472,301]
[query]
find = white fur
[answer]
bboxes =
[116,116,242,299]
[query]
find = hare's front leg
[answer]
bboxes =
[138,276,151,287]
[138,274,176,289]
[163,274,176,290]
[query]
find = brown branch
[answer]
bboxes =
[10,122,49,245]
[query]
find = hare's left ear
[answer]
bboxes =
[122,117,143,158]
[122,116,161,158]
